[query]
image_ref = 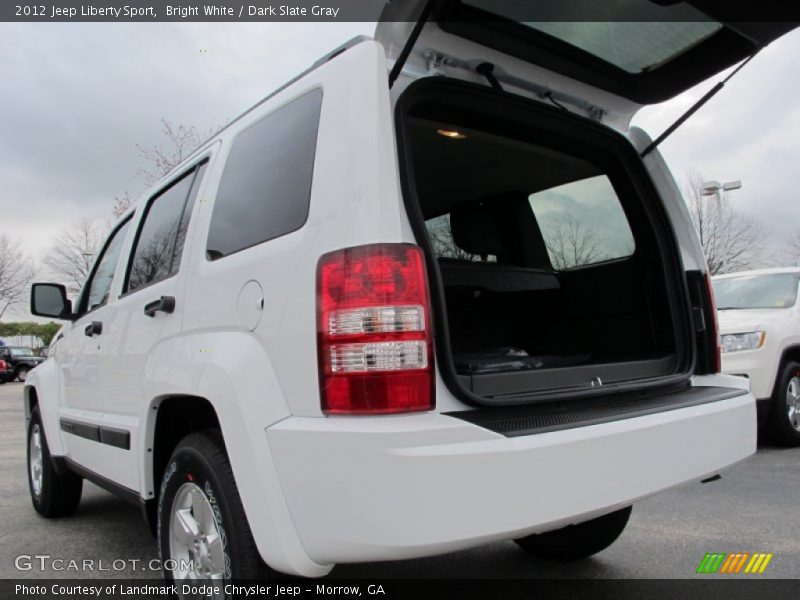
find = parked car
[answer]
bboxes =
[23,4,794,585]
[0,359,13,383]
[713,268,800,445]
[0,346,44,382]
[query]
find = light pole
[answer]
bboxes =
[701,179,742,273]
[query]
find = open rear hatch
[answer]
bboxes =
[383,1,798,407]
[396,78,693,406]
[378,0,798,128]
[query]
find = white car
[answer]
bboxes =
[24,3,793,586]
[714,268,800,445]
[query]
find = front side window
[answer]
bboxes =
[206,89,323,259]
[10,348,34,357]
[84,219,132,312]
[126,164,204,293]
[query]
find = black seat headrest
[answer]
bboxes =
[450,201,501,258]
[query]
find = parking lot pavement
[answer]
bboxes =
[1,380,798,580]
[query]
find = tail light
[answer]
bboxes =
[317,244,434,414]
[705,271,722,373]
[0,360,6,371]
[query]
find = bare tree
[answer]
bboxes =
[0,235,34,319]
[136,119,208,186]
[112,191,133,218]
[544,213,610,270]
[782,231,800,266]
[42,216,103,294]
[109,119,217,218]
[38,119,211,299]
[684,172,768,275]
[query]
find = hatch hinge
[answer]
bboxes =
[587,106,606,122]
[423,50,453,76]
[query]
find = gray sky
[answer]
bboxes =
[1,23,799,319]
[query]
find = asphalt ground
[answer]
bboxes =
[1,381,798,582]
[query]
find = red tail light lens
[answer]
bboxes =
[705,272,721,373]
[317,244,434,414]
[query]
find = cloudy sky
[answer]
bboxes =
[1,22,799,319]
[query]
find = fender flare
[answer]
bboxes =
[138,330,331,577]
[23,359,65,456]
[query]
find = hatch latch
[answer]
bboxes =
[423,50,452,76]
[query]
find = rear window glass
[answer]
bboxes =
[413,117,635,272]
[463,0,721,73]
[206,89,323,260]
[529,175,635,270]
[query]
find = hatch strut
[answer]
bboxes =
[388,0,441,88]
[641,52,759,157]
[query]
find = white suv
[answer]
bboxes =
[714,268,800,446]
[24,4,793,584]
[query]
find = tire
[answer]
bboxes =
[157,430,275,587]
[17,367,30,382]
[27,406,83,517]
[514,506,632,561]
[765,361,800,446]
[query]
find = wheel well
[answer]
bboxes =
[768,348,800,398]
[24,386,38,424]
[779,347,800,369]
[146,396,221,535]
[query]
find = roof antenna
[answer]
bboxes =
[641,52,758,157]
[388,0,442,88]
[476,62,504,92]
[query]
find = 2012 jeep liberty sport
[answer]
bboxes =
[24,0,797,586]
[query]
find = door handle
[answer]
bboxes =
[84,321,103,337]
[144,296,176,317]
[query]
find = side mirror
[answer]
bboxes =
[30,283,75,321]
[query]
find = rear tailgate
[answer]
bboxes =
[377,0,798,128]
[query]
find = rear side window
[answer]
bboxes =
[126,163,205,293]
[206,89,323,260]
[528,175,635,270]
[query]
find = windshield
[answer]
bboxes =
[10,347,34,357]
[713,274,800,310]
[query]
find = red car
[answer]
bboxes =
[0,359,12,383]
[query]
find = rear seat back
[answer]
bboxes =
[438,194,559,292]
[435,194,560,354]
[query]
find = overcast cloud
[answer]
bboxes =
[1,23,798,320]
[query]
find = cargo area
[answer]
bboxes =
[397,81,691,404]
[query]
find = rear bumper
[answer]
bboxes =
[267,387,755,565]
